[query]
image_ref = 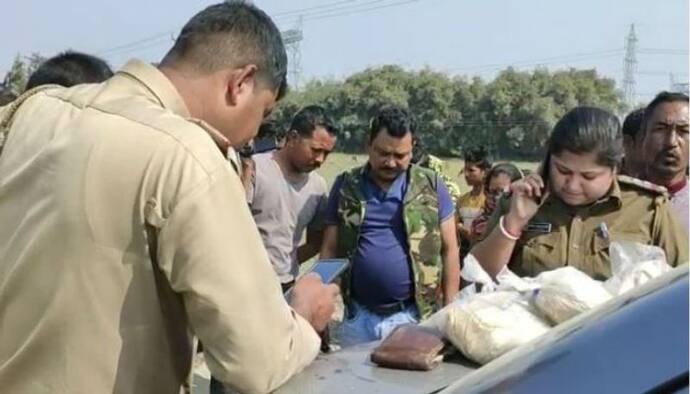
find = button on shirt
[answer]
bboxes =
[325,168,455,308]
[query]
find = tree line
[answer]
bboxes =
[271,65,625,159]
[2,54,625,159]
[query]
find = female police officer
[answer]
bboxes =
[472,107,688,280]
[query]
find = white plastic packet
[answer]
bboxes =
[425,254,538,330]
[459,254,540,296]
[445,290,550,365]
[426,244,670,364]
[425,254,549,365]
[533,241,671,324]
[605,241,671,296]
[534,267,612,325]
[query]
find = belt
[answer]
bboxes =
[367,300,414,316]
[281,280,295,293]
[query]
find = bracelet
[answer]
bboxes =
[499,215,521,241]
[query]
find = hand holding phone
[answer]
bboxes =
[288,270,341,334]
[284,259,349,298]
[304,259,350,284]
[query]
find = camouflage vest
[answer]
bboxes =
[336,164,443,319]
[424,154,462,205]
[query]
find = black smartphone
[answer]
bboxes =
[284,259,350,298]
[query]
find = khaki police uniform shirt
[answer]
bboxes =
[482,176,689,280]
[0,60,319,394]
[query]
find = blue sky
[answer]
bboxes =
[1,0,687,103]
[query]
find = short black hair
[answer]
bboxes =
[369,106,416,142]
[642,91,689,133]
[464,147,492,171]
[25,51,113,91]
[162,1,287,98]
[547,106,623,170]
[622,108,645,141]
[289,105,338,138]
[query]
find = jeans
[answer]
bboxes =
[336,300,419,347]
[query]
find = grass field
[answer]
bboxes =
[316,152,540,194]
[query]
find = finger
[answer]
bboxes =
[519,181,535,198]
[529,174,545,189]
[525,178,542,199]
[526,175,545,196]
[303,272,324,283]
[511,180,531,196]
[326,283,340,296]
[539,188,551,206]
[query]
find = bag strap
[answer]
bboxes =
[0,84,60,157]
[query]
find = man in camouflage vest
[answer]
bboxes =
[320,106,460,347]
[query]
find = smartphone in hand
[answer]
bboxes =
[306,259,350,284]
[284,259,350,298]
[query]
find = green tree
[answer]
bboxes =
[2,53,46,95]
[271,64,624,159]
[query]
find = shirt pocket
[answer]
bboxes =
[516,231,563,276]
[590,232,651,280]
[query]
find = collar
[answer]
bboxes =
[667,177,688,195]
[116,59,190,118]
[601,177,623,207]
[362,164,407,201]
[117,59,235,156]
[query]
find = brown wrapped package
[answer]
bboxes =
[370,324,446,371]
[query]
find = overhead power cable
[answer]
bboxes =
[95,0,423,58]
[445,49,624,74]
[275,0,420,25]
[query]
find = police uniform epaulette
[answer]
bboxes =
[617,175,668,195]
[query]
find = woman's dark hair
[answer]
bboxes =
[484,163,524,190]
[544,106,623,177]
[464,147,492,171]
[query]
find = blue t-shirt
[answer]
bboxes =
[325,168,454,308]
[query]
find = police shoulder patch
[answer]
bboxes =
[617,175,668,196]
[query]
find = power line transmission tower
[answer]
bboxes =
[669,72,689,94]
[670,72,675,87]
[622,24,638,107]
[281,17,303,90]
